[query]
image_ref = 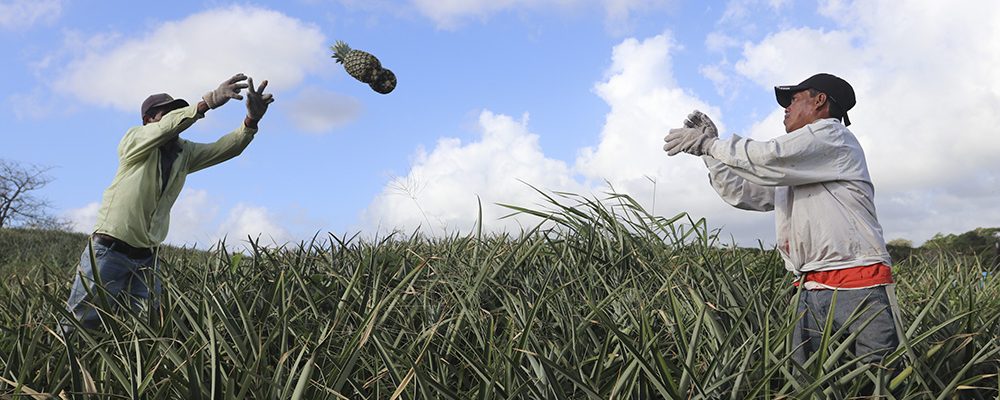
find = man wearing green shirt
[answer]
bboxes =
[65,73,274,330]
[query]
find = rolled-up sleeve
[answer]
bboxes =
[185,124,257,173]
[705,122,846,187]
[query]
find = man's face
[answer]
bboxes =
[143,106,178,125]
[782,90,826,133]
[144,110,167,125]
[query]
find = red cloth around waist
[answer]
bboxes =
[794,263,894,289]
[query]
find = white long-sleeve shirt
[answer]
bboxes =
[702,118,891,275]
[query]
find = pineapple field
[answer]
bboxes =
[1,193,998,399]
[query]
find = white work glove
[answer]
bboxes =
[203,73,249,109]
[245,77,274,121]
[663,110,719,156]
[684,110,718,138]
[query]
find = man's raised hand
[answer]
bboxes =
[664,110,719,157]
[684,110,718,138]
[245,77,274,122]
[203,73,250,109]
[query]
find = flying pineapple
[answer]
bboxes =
[331,40,382,84]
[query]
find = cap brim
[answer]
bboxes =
[147,98,189,115]
[774,84,807,108]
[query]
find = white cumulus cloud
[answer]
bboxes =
[364,110,583,235]
[577,34,711,185]
[216,203,294,247]
[575,33,770,241]
[54,5,327,112]
[165,190,296,248]
[65,202,99,233]
[163,189,218,247]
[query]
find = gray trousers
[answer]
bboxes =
[791,285,902,366]
[65,240,160,330]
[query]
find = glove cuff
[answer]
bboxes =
[700,137,719,157]
[203,91,223,109]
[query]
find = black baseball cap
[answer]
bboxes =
[140,93,189,121]
[774,73,856,126]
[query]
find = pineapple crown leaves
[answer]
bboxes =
[331,40,354,64]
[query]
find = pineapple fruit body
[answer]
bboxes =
[370,69,396,94]
[332,40,382,84]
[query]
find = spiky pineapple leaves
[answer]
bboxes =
[331,40,397,95]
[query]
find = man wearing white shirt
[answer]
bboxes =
[663,73,900,367]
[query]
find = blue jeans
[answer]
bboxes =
[791,285,902,366]
[65,239,160,330]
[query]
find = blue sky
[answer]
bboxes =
[2,0,999,248]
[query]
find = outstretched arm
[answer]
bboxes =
[664,110,774,211]
[186,77,274,173]
[703,156,775,211]
[184,125,256,174]
[118,106,201,165]
[118,74,249,165]
[665,111,854,188]
[706,122,849,187]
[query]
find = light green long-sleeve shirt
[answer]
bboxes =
[93,104,257,248]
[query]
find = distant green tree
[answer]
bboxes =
[923,227,1000,268]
